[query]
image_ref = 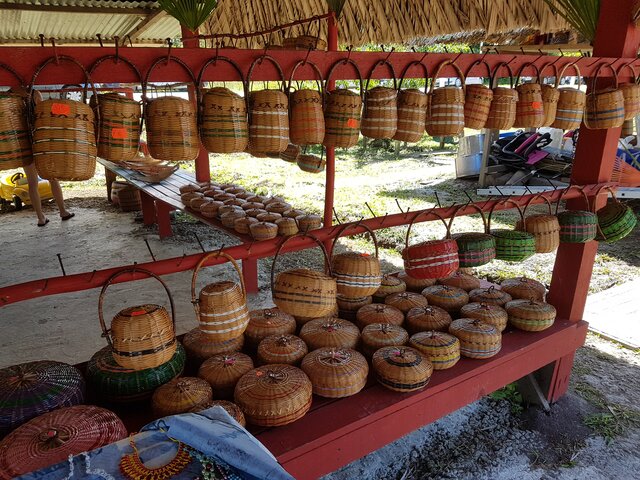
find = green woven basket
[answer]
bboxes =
[488,200,536,262]
[596,199,637,243]
[449,204,496,268]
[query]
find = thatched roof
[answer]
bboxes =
[204,0,569,48]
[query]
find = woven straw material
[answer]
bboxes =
[421,285,469,314]
[468,286,513,306]
[201,87,248,153]
[146,97,199,161]
[152,377,213,417]
[196,280,250,341]
[180,183,200,194]
[189,399,246,426]
[284,208,306,218]
[552,88,586,130]
[242,201,266,211]
[452,230,496,268]
[33,99,96,181]
[245,208,267,218]
[183,328,244,367]
[460,302,508,332]
[273,268,337,318]
[266,201,292,214]
[361,323,409,358]
[402,238,459,280]
[491,229,536,262]
[501,277,546,301]
[337,295,372,321]
[506,299,556,332]
[409,331,460,370]
[405,305,452,334]
[516,214,560,253]
[248,89,289,153]
[619,83,640,120]
[558,210,598,243]
[276,217,299,236]
[295,214,323,232]
[394,89,428,143]
[297,153,326,173]
[97,93,141,162]
[86,344,185,403]
[485,87,518,130]
[585,88,625,129]
[596,201,637,242]
[464,84,493,130]
[301,348,368,398]
[622,119,635,136]
[384,291,429,314]
[116,185,141,212]
[438,272,481,292]
[249,220,277,240]
[0,361,84,437]
[245,308,297,347]
[372,346,433,392]
[361,86,398,139]
[372,275,406,302]
[235,216,259,235]
[109,304,176,371]
[290,89,325,145]
[426,87,465,137]
[355,303,404,329]
[449,318,501,359]
[280,143,300,162]
[234,364,312,427]
[221,210,246,228]
[300,317,360,351]
[0,405,126,479]
[190,196,210,212]
[198,353,254,399]
[540,84,560,127]
[256,211,281,223]
[514,83,544,128]
[0,94,32,170]
[333,252,382,298]
[323,89,362,148]
[257,334,308,366]
[295,35,327,50]
[397,271,437,293]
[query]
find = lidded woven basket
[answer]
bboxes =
[275,216,299,236]
[426,61,466,137]
[152,377,213,417]
[257,334,309,366]
[300,317,360,351]
[506,299,557,332]
[0,405,127,479]
[438,271,481,292]
[421,285,469,314]
[372,346,433,393]
[464,60,494,130]
[385,291,429,314]
[356,303,404,329]
[397,271,437,292]
[235,216,259,235]
[361,323,409,358]
[245,307,297,347]
[337,295,372,321]
[394,61,429,143]
[361,60,398,139]
[449,318,502,359]
[373,274,406,302]
[234,364,313,427]
[332,224,383,298]
[301,348,369,398]
[460,302,508,332]
[323,58,363,148]
[250,221,279,240]
[198,353,254,399]
[468,285,513,306]
[256,211,281,223]
[500,277,546,301]
[95,92,141,162]
[189,399,246,426]
[485,62,518,130]
[405,305,452,334]
[183,328,244,367]
[409,331,460,370]
[296,213,323,232]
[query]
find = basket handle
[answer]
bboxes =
[325,57,364,101]
[405,208,452,248]
[447,203,490,235]
[397,60,429,93]
[0,62,26,88]
[197,55,248,126]
[515,62,541,87]
[538,62,558,87]
[246,55,286,93]
[98,267,176,349]
[142,55,197,100]
[557,62,583,89]
[270,232,333,294]
[487,199,527,231]
[589,62,619,91]
[521,191,554,218]
[465,60,492,87]
[364,59,398,91]
[617,61,638,84]
[330,222,379,259]
[287,59,325,107]
[191,250,247,318]
[490,62,515,89]
[429,60,466,94]
[554,184,592,215]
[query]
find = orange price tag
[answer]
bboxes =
[346,118,358,128]
[130,309,147,316]
[111,127,128,139]
[51,103,70,116]
[255,371,264,377]
[531,101,543,110]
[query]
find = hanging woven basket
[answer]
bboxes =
[152,377,213,417]
[485,62,518,130]
[556,185,598,243]
[257,334,308,366]
[421,284,469,315]
[506,299,557,332]
[595,186,637,242]
[538,62,560,127]
[372,346,433,392]
[513,62,545,128]
[460,302,508,332]
[198,56,248,153]
[584,63,626,129]
[500,277,546,301]
[516,194,560,253]
[448,204,496,268]
[301,347,369,398]
[288,59,325,146]
[394,60,429,143]
[464,59,494,130]
[361,59,398,140]
[405,305,452,334]
[280,143,300,162]
[323,58,363,148]
[468,285,513,306]
[449,318,501,359]
[297,149,326,173]
[488,200,536,262]
[552,62,586,131]
[426,60,466,137]
[99,267,177,371]
[244,307,297,347]
[0,64,32,171]
[361,323,409,358]
[409,331,460,370]
[617,63,640,120]
[198,352,254,400]
[299,317,360,351]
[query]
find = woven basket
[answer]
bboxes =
[116,183,141,212]
[96,93,141,162]
[250,221,279,240]
[361,323,409,357]
[235,216,259,234]
[426,61,465,137]
[421,284,469,314]
[403,210,460,279]
[552,63,586,130]
[276,216,299,236]
[297,151,326,173]
[539,63,560,127]
[361,60,398,139]
[183,328,244,368]
[0,66,31,170]
[438,271,481,292]
[516,194,560,253]
[323,58,363,148]
[99,268,176,371]
[272,233,337,318]
[385,291,429,314]
[280,143,300,163]
[585,63,626,129]
[189,399,246,426]
[355,303,404,329]
[514,63,545,128]
[257,334,308,366]
[460,302,508,332]
[284,208,306,218]
[256,211,281,223]
[301,348,368,398]
[506,299,557,332]
[372,346,433,392]
[246,208,267,218]
[595,187,637,242]
[299,317,360,351]
[449,318,501,359]
[0,361,84,437]
[405,305,452,334]
[618,63,640,120]
[337,295,372,321]
[152,377,213,417]
[242,201,266,211]
[198,353,254,399]
[485,62,518,130]
[500,277,546,301]
[0,405,126,479]
[488,200,536,262]
[234,364,312,427]
[394,61,429,142]
[288,60,325,145]
[245,308,297,347]
[468,286,513,306]
[266,201,291,214]
[85,343,185,403]
[373,274,406,302]
[331,223,382,299]
[192,252,250,342]
[448,204,496,268]
[396,271,437,292]
[464,60,494,130]
[409,331,460,370]
[221,209,246,229]
[296,214,323,232]
[293,18,327,50]
[247,56,289,153]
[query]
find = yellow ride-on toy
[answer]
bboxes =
[0,172,53,210]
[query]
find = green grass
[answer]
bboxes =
[490,383,525,414]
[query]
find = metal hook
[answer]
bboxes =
[165,37,173,64]
[383,46,395,63]
[112,35,120,64]
[451,52,463,65]
[144,238,156,261]
[56,253,66,276]
[434,191,442,208]
[96,34,104,48]
[585,57,601,68]
[38,279,49,293]
[50,38,59,65]
[303,46,313,66]
[246,241,255,255]
[332,207,342,225]
[364,202,377,218]
[558,48,565,57]
[479,50,489,62]
[177,253,187,267]
[124,35,133,47]
[214,41,220,62]
[194,232,205,252]
[506,56,518,66]
[88,269,97,283]
[395,198,406,214]
[520,47,525,55]
[443,46,449,54]
[464,191,475,204]
[343,45,354,64]
[39,34,45,48]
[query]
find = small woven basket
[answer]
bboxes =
[257,334,308,366]
[284,208,306,218]
[296,213,323,232]
[361,60,398,139]
[198,352,254,399]
[584,63,626,129]
[297,152,326,173]
[485,62,518,130]
[405,305,452,334]
[506,299,556,332]
[595,186,637,242]
[460,302,508,332]
[449,203,496,268]
[355,303,404,329]
[514,63,545,128]
[337,294,372,321]
[256,211,281,222]
[235,216,259,235]
[385,291,429,314]
[426,61,466,137]
[539,63,560,127]
[617,63,640,120]
[409,331,460,370]
[280,143,300,163]
[245,307,297,347]
[468,285,513,306]
[183,328,244,367]
[372,346,433,392]
[421,284,469,314]
[394,61,429,143]
[372,274,406,302]
[300,317,360,350]
[234,364,313,427]
[449,318,502,359]
[189,399,246,426]
[552,63,586,130]
[323,58,363,148]
[266,201,291,214]
[397,271,437,292]
[500,277,546,301]
[438,271,481,292]
[488,200,536,262]
[152,377,213,417]
[301,348,368,398]
[250,221,279,240]
[361,323,409,358]
[276,216,299,236]
[288,60,325,145]
[516,194,560,253]
[464,60,493,130]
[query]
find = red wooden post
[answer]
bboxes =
[139,192,157,226]
[156,202,174,239]
[323,12,338,248]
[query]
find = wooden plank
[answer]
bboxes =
[125,10,168,42]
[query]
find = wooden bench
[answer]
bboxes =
[98,158,259,293]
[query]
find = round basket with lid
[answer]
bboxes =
[421,285,469,314]
[337,295,372,321]
[500,277,546,301]
[460,302,508,332]
[449,318,501,359]
[188,399,246,426]
[355,303,404,329]
[200,200,224,218]
[234,216,258,235]
[276,217,299,236]
[284,208,306,219]
[300,317,360,351]
[372,346,433,392]
[405,305,452,334]
[373,274,406,302]
[245,307,297,347]
[257,334,309,366]
[397,271,437,292]
[506,299,557,332]
[301,348,369,398]
[198,352,254,399]
[182,328,244,367]
[385,291,429,314]
[152,377,213,417]
[296,214,323,232]
[438,271,481,292]
[221,209,246,229]
[409,331,460,370]
[468,286,513,306]
[361,323,409,357]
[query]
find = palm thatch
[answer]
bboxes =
[203,0,569,48]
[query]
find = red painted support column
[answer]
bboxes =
[139,192,157,226]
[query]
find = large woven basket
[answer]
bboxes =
[355,303,404,329]
[373,274,407,302]
[500,277,546,301]
[0,91,32,171]
[618,63,640,120]
[182,328,244,368]
[247,55,289,153]
[539,63,560,127]
[198,352,254,399]
[422,284,470,314]
[460,302,508,332]
[595,186,637,242]
[257,334,308,366]
[300,317,360,350]
[95,93,141,162]
[552,63,586,130]
[99,268,177,371]
[323,58,363,148]
[361,323,409,358]
[288,60,325,145]
[464,60,494,130]
[272,233,337,318]
[394,60,429,143]
[397,270,437,292]
[584,63,626,129]
[449,204,496,268]
[0,361,84,437]
[192,251,250,342]
[488,200,536,262]
[234,364,312,427]
[409,331,460,370]
[485,62,518,130]
[385,291,429,314]
[514,62,545,128]
[449,318,501,359]
[0,405,127,479]
[438,271,481,292]
[426,61,466,137]
[361,60,398,139]
[516,194,560,253]
[152,376,213,417]
[506,299,557,332]
[556,185,598,243]
[468,285,513,306]
[301,348,368,398]
[245,307,297,348]
[372,346,433,392]
[405,305,452,334]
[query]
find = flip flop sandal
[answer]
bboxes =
[37,218,50,227]
[61,213,75,221]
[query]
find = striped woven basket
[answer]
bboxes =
[361,60,398,139]
[426,61,466,137]
[152,377,213,417]
[421,285,470,315]
[372,346,433,392]
[276,216,299,236]
[552,63,586,131]
[556,185,598,243]
[297,151,326,173]
[385,291,429,314]
[409,331,460,370]
[355,303,404,329]
[323,58,363,148]
[488,200,536,262]
[296,213,323,232]
[361,323,409,358]
[449,318,501,359]
[516,194,560,253]
[617,63,640,121]
[397,271,437,292]
[438,271,481,292]
[405,305,452,334]
[257,334,308,366]
[460,302,508,332]
[584,63,626,129]
[448,204,496,268]
[464,60,493,130]
[394,60,428,143]
[468,285,513,306]
[485,62,518,130]
[95,93,141,162]
[288,60,325,145]
[245,308,297,347]
[373,274,407,302]
[595,186,637,242]
[514,63,545,128]
[250,221,279,240]
[536,63,559,127]
[299,317,360,351]
[500,277,546,301]
[280,143,300,163]
[337,294,372,321]
[198,353,254,399]
[506,299,557,332]
[301,348,369,398]
[0,64,31,170]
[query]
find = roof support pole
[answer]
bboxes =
[323,12,338,252]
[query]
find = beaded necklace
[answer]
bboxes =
[119,436,191,480]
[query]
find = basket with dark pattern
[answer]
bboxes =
[506,299,557,332]
[409,331,460,370]
[372,346,433,392]
[595,187,637,243]
[361,323,409,358]
[557,185,598,243]
[394,61,428,143]
[449,318,501,359]
[323,58,363,148]
[372,274,406,302]
[449,204,496,268]
[552,63,586,131]
[584,64,625,130]
[464,60,493,130]
[488,200,536,262]
[460,302,508,332]
[0,63,32,170]
[361,60,398,140]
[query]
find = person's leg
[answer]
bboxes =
[49,179,73,219]
[23,163,47,225]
